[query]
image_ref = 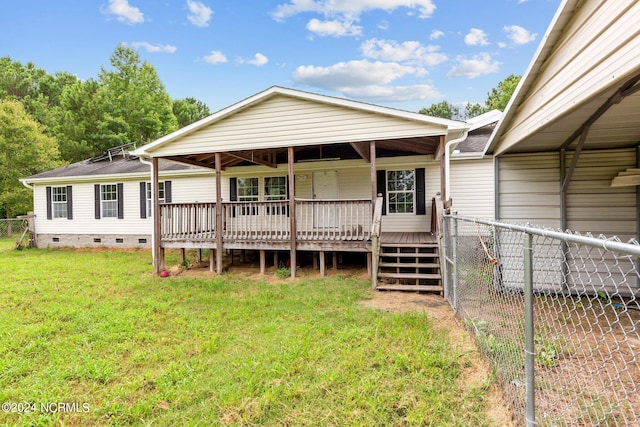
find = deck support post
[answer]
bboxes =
[319,251,326,277]
[274,251,279,268]
[367,252,372,276]
[180,248,186,265]
[288,147,297,278]
[215,152,223,274]
[313,252,318,269]
[209,248,215,272]
[332,252,338,270]
[151,157,163,273]
[260,250,266,274]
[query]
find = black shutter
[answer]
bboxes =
[94,184,101,219]
[415,168,426,215]
[140,182,147,219]
[66,186,73,220]
[164,180,172,203]
[46,186,52,220]
[117,183,124,219]
[376,170,386,215]
[229,178,237,201]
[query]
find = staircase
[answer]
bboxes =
[375,240,443,292]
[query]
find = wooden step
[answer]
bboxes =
[379,252,438,258]
[378,272,441,280]
[376,284,443,292]
[380,243,438,248]
[378,262,440,268]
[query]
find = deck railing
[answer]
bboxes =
[160,199,373,243]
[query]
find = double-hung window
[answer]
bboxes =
[146,182,165,217]
[264,176,288,215]
[52,186,68,219]
[236,177,259,215]
[101,184,118,218]
[387,170,415,214]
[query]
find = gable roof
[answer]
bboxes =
[132,86,469,159]
[487,0,640,155]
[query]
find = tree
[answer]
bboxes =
[0,100,62,217]
[485,74,521,111]
[464,102,487,119]
[98,45,178,144]
[173,97,211,128]
[419,100,462,120]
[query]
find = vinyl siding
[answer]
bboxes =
[149,95,448,157]
[449,158,494,219]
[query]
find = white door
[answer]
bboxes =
[312,171,339,228]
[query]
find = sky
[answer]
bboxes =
[0,0,561,114]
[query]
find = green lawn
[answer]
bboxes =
[0,247,495,426]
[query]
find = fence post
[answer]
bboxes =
[442,216,449,301]
[523,231,536,427]
[452,215,459,311]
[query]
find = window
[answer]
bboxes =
[387,170,415,214]
[264,177,288,201]
[52,186,68,218]
[146,182,165,217]
[237,177,259,201]
[101,184,118,218]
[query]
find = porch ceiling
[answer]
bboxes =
[162,136,440,170]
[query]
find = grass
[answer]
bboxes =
[0,247,496,426]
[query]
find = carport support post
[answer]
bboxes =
[215,152,223,274]
[523,231,536,427]
[152,157,163,273]
[288,147,297,278]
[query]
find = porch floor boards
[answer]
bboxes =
[380,232,436,246]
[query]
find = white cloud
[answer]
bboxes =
[504,25,537,45]
[203,50,228,64]
[186,0,213,27]
[292,60,421,90]
[429,30,444,40]
[464,28,489,46]
[447,53,500,79]
[272,0,436,22]
[360,38,447,67]
[103,0,144,24]
[130,42,177,53]
[341,84,442,102]
[307,18,362,37]
[243,53,269,66]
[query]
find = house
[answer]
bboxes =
[20,143,215,248]
[130,86,499,287]
[486,0,640,296]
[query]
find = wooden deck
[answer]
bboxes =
[380,232,436,246]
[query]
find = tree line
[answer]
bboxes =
[0,45,211,218]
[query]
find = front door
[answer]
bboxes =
[312,170,338,228]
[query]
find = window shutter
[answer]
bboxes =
[164,180,172,203]
[46,186,52,220]
[376,170,386,215]
[66,186,73,220]
[94,184,101,219]
[117,183,124,219]
[229,178,237,201]
[415,168,426,215]
[140,182,147,219]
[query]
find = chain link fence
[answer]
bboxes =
[0,218,28,238]
[442,215,640,426]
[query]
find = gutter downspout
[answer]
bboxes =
[444,129,469,203]
[139,157,155,264]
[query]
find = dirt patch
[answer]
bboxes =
[360,291,516,427]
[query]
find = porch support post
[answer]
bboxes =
[209,248,215,272]
[215,152,223,274]
[152,157,163,273]
[370,140,377,210]
[288,147,297,278]
[260,250,266,275]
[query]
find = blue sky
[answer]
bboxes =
[1,0,560,114]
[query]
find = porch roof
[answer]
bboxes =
[132,86,469,169]
[486,0,640,155]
